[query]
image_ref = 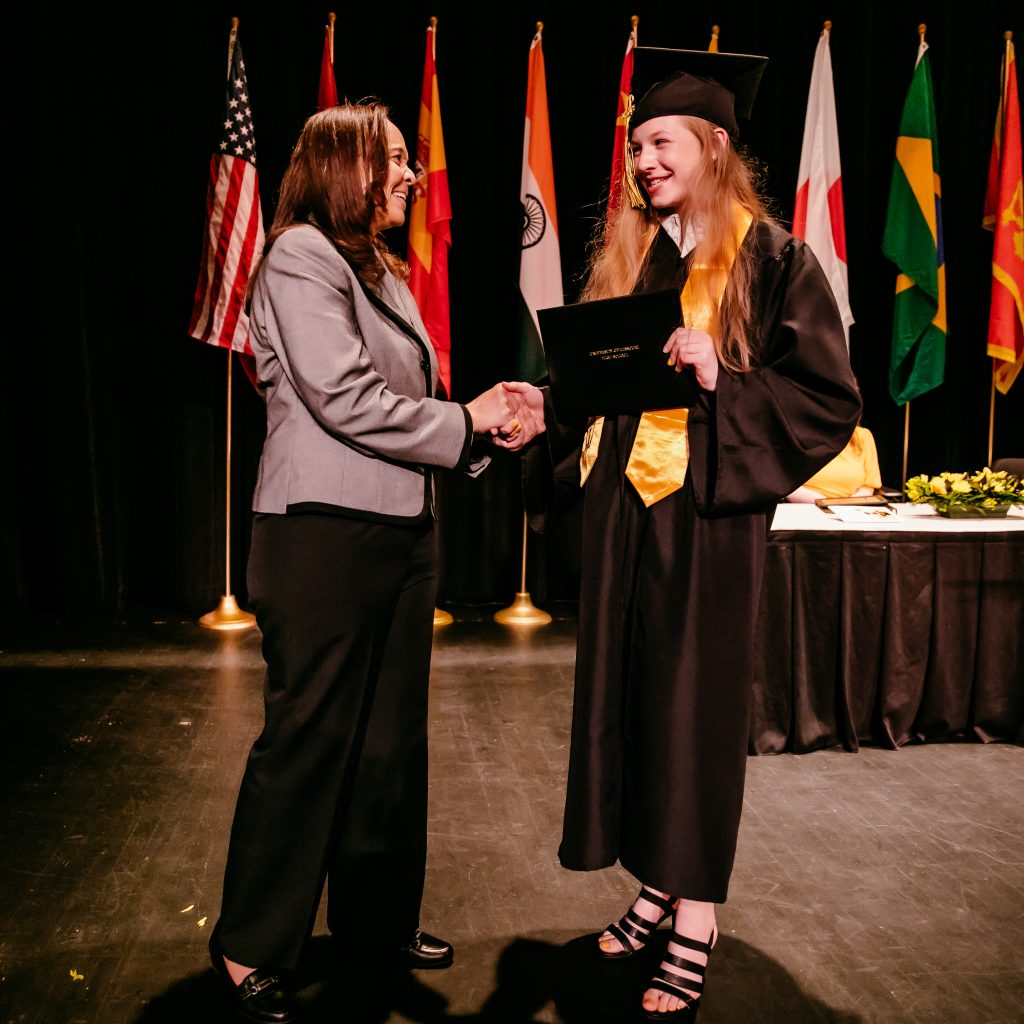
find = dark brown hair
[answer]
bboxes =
[249,102,407,296]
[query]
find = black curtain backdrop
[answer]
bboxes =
[3,0,1021,618]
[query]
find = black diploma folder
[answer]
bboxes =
[537,288,697,423]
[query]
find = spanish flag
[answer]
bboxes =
[408,18,453,395]
[518,23,562,382]
[882,34,946,405]
[983,34,1023,395]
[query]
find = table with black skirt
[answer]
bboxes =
[751,504,1024,754]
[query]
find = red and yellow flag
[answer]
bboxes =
[984,34,1024,394]
[318,13,338,110]
[607,16,637,215]
[408,18,453,395]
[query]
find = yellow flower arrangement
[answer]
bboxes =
[904,467,1024,515]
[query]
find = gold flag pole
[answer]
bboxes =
[200,351,257,630]
[901,401,911,487]
[988,378,996,466]
[226,16,238,75]
[200,17,256,631]
[328,11,335,63]
[494,512,552,626]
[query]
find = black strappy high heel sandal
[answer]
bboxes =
[643,926,718,1020]
[598,886,678,959]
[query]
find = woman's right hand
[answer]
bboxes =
[466,383,516,434]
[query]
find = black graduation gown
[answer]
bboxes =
[556,220,861,903]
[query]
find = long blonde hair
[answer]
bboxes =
[582,117,771,373]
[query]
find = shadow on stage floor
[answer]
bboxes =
[123,933,858,1024]
[3,618,1022,1023]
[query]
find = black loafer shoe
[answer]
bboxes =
[394,929,454,970]
[210,935,296,1022]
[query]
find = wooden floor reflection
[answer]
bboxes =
[1,614,1021,1023]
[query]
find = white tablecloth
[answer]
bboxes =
[770,502,1024,533]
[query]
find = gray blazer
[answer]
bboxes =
[248,224,477,520]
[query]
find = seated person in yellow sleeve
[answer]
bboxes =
[786,425,881,502]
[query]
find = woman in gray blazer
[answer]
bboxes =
[209,103,542,1023]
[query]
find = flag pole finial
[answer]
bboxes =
[823,20,832,32]
[430,15,437,29]
[918,23,927,42]
[230,16,239,31]
[712,24,720,37]
[536,21,543,33]
[631,15,638,29]
[1004,30,1013,41]
[327,12,335,25]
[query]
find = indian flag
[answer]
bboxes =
[518,24,562,382]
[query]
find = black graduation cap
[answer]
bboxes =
[630,47,769,139]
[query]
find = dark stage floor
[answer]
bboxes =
[1,614,1022,1024]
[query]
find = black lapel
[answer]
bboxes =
[324,234,440,394]
[360,284,425,347]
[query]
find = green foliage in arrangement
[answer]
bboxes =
[904,467,1024,511]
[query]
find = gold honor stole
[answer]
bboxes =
[580,206,753,507]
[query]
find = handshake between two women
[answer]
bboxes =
[465,381,546,452]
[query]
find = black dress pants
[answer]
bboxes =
[216,512,437,970]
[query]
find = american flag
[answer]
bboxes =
[189,27,264,357]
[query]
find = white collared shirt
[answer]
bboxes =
[661,213,702,258]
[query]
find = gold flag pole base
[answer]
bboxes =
[199,594,257,631]
[493,591,552,626]
[433,607,454,627]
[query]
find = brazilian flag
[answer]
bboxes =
[882,42,946,405]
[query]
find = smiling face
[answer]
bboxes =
[372,120,416,232]
[630,116,727,215]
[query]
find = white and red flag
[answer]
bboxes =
[189,24,265,373]
[793,23,854,345]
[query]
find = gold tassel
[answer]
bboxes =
[620,93,647,210]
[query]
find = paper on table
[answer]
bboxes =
[825,505,899,523]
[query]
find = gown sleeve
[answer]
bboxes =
[687,234,862,516]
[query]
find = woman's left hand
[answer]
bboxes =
[663,328,719,392]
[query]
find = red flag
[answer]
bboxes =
[983,36,1024,394]
[318,15,338,111]
[188,25,264,386]
[408,19,453,395]
[607,17,638,215]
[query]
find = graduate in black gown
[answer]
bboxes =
[553,50,862,1019]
